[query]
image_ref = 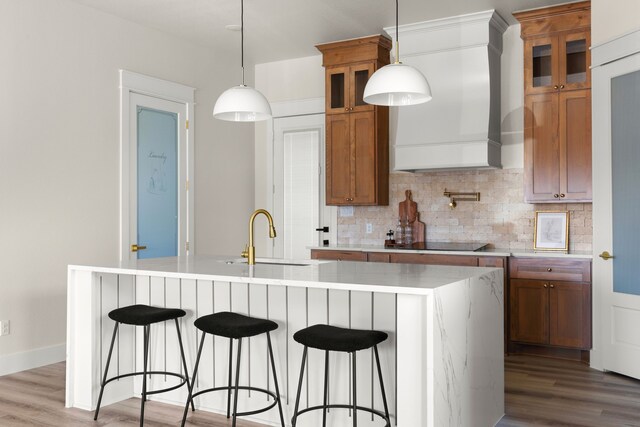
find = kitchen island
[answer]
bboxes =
[66,256,504,426]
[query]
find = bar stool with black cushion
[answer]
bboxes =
[292,324,391,427]
[94,304,194,427]
[181,311,285,427]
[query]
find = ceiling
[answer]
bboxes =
[69,0,570,64]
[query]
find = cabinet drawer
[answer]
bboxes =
[367,252,390,263]
[389,253,478,266]
[509,257,591,282]
[310,250,367,262]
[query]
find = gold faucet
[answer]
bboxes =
[241,209,277,265]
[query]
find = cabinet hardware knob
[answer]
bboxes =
[550,284,555,288]
[559,84,565,89]
[599,251,614,260]
[560,193,565,198]
[131,244,147,252]
[547,268,552,272]
[345,107,349,111]
[543,283,548,288]
[554,85,559,89]
[554,194,560,198]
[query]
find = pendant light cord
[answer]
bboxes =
[241,0,245,85]
[395,0,400,64]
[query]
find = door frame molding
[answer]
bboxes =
[119,70,195,261]
[263,97,337,257]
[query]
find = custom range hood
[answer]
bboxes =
[391,10,508,171]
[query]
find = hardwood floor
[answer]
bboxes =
[1,356,640,426]
[499,355,640,427]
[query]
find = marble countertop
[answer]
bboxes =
[68,255,501,296]
[309,244,593,259]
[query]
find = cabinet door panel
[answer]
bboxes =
[560,89,592,201]
[524,37,559,95]
[559,31,590,91]
[352,112,376,204]
[350,63,375,113]
[326,66,349,114]
[326,114,352,204]
[510,279,549,345]
[524,93,560,201]
[549,281,591,349]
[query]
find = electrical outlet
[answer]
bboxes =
[366,223,373,234]
[0,320,9,336]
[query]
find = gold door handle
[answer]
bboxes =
[543,283,548,288]
[550,284,555,289]
[599,251,614,260]
[131,244,147,252]
[554,85,559,90]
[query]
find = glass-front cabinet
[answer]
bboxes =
[325,63,375,114]
[525,31,590,94]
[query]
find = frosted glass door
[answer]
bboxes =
[611,70,640,295]
[136,107,178,259]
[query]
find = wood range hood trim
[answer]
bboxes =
[389,10,508,172]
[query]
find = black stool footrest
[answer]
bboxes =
[295,404,390,427]
[191,385,280,417]
[102,371,188,396]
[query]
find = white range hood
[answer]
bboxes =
[390,10,508,171]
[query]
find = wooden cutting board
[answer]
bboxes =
[399,189,425,243]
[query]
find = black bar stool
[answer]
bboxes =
[94,304,194,427]
[181,311,285,427]
[291,324,391,427]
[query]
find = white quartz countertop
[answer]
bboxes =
[309,244,593,259]
[68,255,500,296]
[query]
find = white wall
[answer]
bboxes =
[592,0,640,45]
[0,0,254,363]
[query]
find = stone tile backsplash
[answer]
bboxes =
[337,169,593,252]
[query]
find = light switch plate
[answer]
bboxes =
[0,320,9,336]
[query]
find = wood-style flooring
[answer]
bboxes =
[1,355,640,426]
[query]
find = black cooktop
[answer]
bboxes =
[388,242,489,252]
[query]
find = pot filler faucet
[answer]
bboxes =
[241,209,277,265]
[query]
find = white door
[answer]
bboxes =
[272,114,336,259]
[128,93,188,260]
[593,51,640,378]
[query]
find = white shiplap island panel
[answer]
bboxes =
[66,255,504,426]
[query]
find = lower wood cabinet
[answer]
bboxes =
[311,250,367,262]
[509,258,592,354]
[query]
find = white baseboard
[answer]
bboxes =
[0,343,66,377]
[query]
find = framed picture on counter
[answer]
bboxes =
[534,211,569,251]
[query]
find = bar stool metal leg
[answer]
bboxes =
[231,338,243,427]
[266,332,286,427]
[352,351,357,427]
[322,350,329,427]
[174,319,195,412]
[291,346,308,427]
[374,345,390,420]
[181,332,206,427]
[140,324,151,427]
[94,322,119,420]
[227,338,233,419]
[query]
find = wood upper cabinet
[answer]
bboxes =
[317,35,391,206]
[515,1,592,203]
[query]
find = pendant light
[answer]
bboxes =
[363,0,432,106]
[213,0,271,121]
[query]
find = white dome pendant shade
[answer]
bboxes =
[213,0,271,122]
[363,0,432,107]
[213,85,272,122]
[363,62,432,106]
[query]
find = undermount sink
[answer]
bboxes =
[223,258,327,267]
